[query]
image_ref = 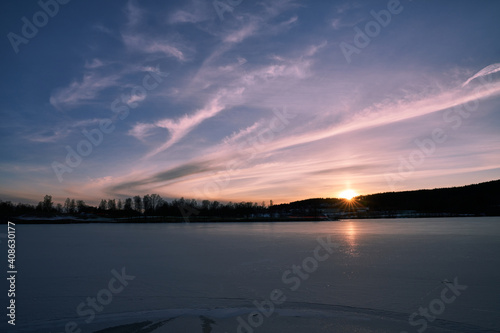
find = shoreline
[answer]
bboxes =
[4,214,498,224]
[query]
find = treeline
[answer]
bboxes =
[0,194,272,221]
[269,198,346,216]
[1,179,499,222]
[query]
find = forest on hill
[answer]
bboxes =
[259,179,500,218]
[356,179,500,215]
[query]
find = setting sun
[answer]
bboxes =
[339,189,359,200]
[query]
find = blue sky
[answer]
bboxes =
[1,0,499,205]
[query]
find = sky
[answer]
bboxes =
[1,0,500,205]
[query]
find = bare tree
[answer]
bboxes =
[150,194,163,213]
[133,195,142,212]
[76,200,86,212]
[107,199,116,211]
[143,194,151,214]
[64,198,71,213]
[69,199,76,214]
[99,199,107,211]
[124,198,133,211]
[42,195,53,212]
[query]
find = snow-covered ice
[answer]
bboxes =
[7,217,500,332]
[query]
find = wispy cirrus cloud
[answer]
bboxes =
[167,0,211,24]
[251,80,500,155]
[50,73,119,110]
[25,118,107,143]
[122,33,188,61]
[169,10,205,24]
[149,100,225,157]
[223,22,259,43]
[84,58,105,69]
[259,0,301,16]
[222,13,297,44]
[462,63,500,87]
[121,0,192,61]
[91,23,114,37]
[330,1,366,30]
[26,128,71,143]
[125,0,143,27]
[130,93,230,159]
[108,160,215,194]
[128,123,157,142]
[304,41,327,57]
[184,49,314,103]
[223,121,264,145]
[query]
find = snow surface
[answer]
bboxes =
[6,217,500,333]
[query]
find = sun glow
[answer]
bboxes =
[339,189,358,200]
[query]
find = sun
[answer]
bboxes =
[339,189,358,200]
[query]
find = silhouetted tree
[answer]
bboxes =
[150,194,162,213]
[107,199,116,211]
[70,199,76,213]
[99,199,107,211]
[202,200,210,211]
[15,202,35,215]
[42,195,53,213]
[210,201,220,211]
[133,195,142,213]
[124,198,133,211]
[189,199,198,208]
[143,194,151,215]
[76,200,87,213]
[0,201,14,217]
[64,198,71,213]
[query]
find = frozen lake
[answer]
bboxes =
[8,217,500,332]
